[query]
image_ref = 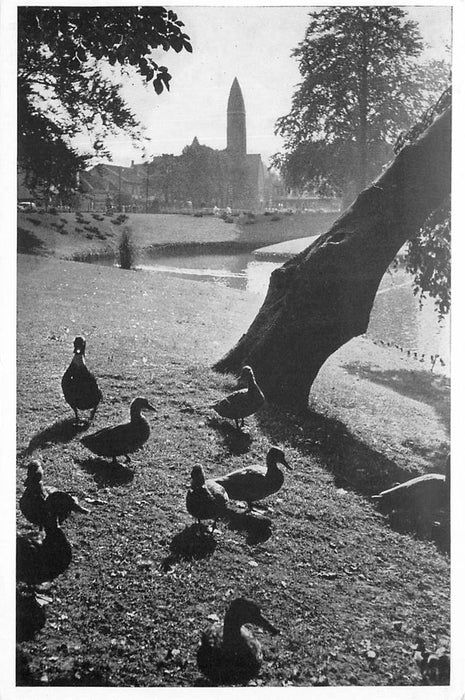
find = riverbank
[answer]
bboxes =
[15,253,449,687]
[17,210,338,261]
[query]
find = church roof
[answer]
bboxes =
[227,77,245,114]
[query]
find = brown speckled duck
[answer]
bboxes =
[214,447,291,510]
[81,397,156,464]
[212,366,265,430]
[61,336,102,424]
[197,597,278,684]
[186,465,229,532]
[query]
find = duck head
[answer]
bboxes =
[190,465,206,488]
[24,459,44,486]
[239,365,256,387]
[267,447,291,470]
[130,397,156,417]
[73,336,86,355]
[225,598,279,635]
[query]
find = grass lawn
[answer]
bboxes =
[17,210,339,261]
[14,250,450,687]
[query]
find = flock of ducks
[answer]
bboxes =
[18,336,285,683]
[17,335,450,684]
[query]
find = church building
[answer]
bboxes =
[78,78,267,212]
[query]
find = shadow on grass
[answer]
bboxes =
[17,227,47,255]
[207,417,252,455]
[224,506,273,545]
[77,458,134,487]
[161,524,217,572]
[23,418,88,456]
[255,404,450,549]
[18,650,112,685]
[342,362,450,430]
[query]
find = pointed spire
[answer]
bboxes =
[227,78,246,157]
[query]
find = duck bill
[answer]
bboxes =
[258,613,279,635]
[281,459,292,471]
[146,402,156,412]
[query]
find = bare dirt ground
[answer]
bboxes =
[15,251,449,687]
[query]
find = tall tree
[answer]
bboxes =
[274,7,449,203]
[18,7,191,194]
[214,103,451,410]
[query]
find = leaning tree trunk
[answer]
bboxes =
[214,107,451,410]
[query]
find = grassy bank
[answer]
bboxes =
[15,254,449,687]
[17,210,339,261]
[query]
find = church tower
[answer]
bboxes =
[227,77,247,157]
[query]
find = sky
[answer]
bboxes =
[72,5,452,169]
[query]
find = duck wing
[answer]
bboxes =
[81,419,150,457]
[215,466,270,502]
[186,481,228,521]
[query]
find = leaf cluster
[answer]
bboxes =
[398,87,452,318]
[275,7,450,195]
[18,7,191,193]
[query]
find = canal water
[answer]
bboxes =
[98,249,451,373]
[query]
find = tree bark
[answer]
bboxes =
[213,107,451,410]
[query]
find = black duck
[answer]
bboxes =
[81,396,155,464]
[212,366,264,430]
[214,447,290,510]
[61,335,102,424]
[186,465,229,531]
[19,460,48,529]
[197,597,278,684]
[17,515,73,586]
[19,460,89,530]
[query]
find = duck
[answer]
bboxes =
[372,455,450,516]
[61,335,103,424]
[19,460,89,530]
[19,460,48,529]
[16,494,88,586]
[17,514,73,586]
[81,397,156,464]
[186,465,229,532]
[197,597,278,684]
[211,366,265,430]
[414,638,450,685]
[214,447,291,511]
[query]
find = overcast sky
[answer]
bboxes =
[72,5,452,168]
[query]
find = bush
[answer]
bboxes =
[118,227,136,270]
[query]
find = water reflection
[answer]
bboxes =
[98,250,450,372]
